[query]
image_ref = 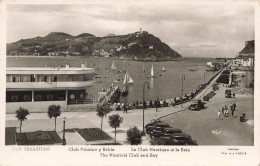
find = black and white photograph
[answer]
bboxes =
[0,0,259,165]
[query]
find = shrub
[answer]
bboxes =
[126,127,143,145]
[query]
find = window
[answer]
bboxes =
[35,95,43,101]
[23,95,31,101]
[11,95,18,102]
[46,95,54,101]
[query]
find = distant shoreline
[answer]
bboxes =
[6,55,182,62]
[6,55,216,62]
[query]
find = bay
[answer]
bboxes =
[7,56,217,103]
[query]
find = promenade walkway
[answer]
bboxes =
[5,69,254,145]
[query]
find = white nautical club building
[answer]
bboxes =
[6,64,95,113]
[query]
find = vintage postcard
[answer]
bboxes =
[0,0,259,165]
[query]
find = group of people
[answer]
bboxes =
[218,102,237,119]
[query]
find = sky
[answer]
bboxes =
[7,3,255,58]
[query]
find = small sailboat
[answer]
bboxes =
[161,67,166,71]
[122,72,134,96]
[151,64,155,78]
[123,72,134,85]
[111,61,117,70]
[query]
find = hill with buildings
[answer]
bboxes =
[7,31,182,61]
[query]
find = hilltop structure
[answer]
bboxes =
[7,30,182,61]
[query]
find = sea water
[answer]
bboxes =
[7,56,217,103]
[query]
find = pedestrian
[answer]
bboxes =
[222,106,225,114]
[225,108,229,115]
[233,93,235,98]
[218,110,221,119]
[150,100,153,107]
[169,99,172,106]
[143,101,146,110]
[231,109,234,117]
[230,103,233,112]
[233,102,236,111]
[154,100,158,112]
[136,100,139,108]
[123,103,126,113]
[125,104,128,113]
[224,105,228,110]
[179,96,182,104]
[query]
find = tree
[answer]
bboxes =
[96,104,111,132]
[47,105,61,131]
[15,107,30,133]
[126,126,143,145]
[108,114,123,143]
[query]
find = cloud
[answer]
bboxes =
[6,3,255,58]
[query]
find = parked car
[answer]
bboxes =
[149,122,170,137]
[162,128,182,137]
[150,130,164,139]
[145,120,163,134]
[160,133,198,145]
[188,99,204,111]
[225,89,232,98]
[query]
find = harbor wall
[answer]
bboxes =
[6,101,67,114]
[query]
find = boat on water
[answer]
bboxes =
[95,75,102,78]
[150,64,155,78]
[111,61,117,70]
[189,68,198,72]
[123,72,134,85]
[161,67,166,71]
[122,72,134,96]
[94,80,102,83]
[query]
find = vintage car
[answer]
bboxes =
[162,128,182,137]
[145,120,163,134]
[225,89,232,98]
[159,133,198,145]
[188,99,204,111]
[148,122,171,137]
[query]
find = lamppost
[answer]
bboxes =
[62,117,66,145]
[181,75,185,108]
[143,82,150,133]
[204,70,206,84]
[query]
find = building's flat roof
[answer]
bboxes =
[6,67,95,75]
[7,67,93,71]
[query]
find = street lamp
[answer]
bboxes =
[181,75,185,108]
[62,117,66,145]
[143,82,150,133]
[204,70,207,84]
